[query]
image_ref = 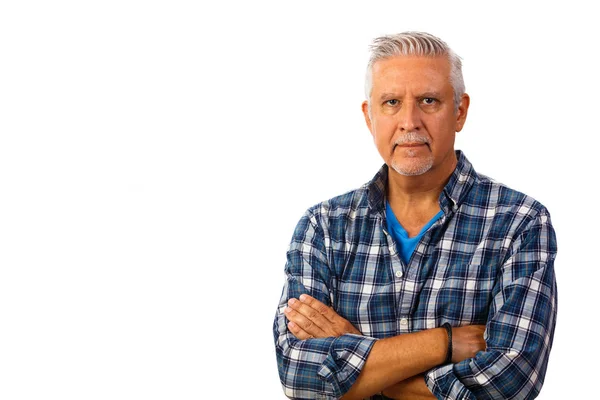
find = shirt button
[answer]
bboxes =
[400,318,408,326]
[395,270,403,278]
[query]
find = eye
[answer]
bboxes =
[385,99,399,106]
[421,97,437,105]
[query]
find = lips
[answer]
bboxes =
[394,142,428,151]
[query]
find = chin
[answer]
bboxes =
[391,159,434,177]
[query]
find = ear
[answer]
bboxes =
[455,93,470,132]
[361,101,374,136]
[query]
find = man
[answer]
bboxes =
[273,31,557,400]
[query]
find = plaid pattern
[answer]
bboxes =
[273,151,557,399]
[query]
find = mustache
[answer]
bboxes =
[393,132,430,147]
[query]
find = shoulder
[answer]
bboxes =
[470,172,553,236]
[289,165,386,245]
[476,173,549,213]
[305,183,371,225]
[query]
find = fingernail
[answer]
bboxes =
[288,298,297,305]
[285,307,292,313]
[299,294,307,301]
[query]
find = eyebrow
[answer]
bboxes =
[420,91,443,98]
[378,91,443,100]
[378,93,398,100]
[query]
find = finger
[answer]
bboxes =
[298,294,338,323]
[287,321,315,340]
[284,302,327,337]
[297,294,362,336]
[287,298,332,332]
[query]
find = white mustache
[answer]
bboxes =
[394,132,430,146]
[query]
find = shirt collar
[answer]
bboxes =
[439,150,476,213]
[366,150,477,215]
[367,164,388,214]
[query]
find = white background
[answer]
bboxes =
[0,1,596,399]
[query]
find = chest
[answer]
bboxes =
[328,215,501,338]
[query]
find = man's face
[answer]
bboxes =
[362,55,469,177]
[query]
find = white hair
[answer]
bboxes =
[365,31,465,112]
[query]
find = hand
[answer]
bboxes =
[381,374,436,399]
[451,324,486,363]
[284,294,361,340]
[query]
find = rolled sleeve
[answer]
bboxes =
[425,210,558,399]
[317,334,377,395]
[274,280,377,399]
[273,210,377,399]
[425,364,476,400]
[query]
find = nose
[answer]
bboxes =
[397,101,421,131]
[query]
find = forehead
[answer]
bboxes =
[370,55,452,95]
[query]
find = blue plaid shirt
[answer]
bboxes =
[273,151,557,399]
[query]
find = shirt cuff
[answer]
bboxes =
[425,364,477,400]
[316,334,377,397]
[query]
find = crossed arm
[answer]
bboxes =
[284,294,486,399]
[276,208,557,399]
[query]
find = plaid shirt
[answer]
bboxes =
[273,151,557,400]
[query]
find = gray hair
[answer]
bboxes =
[365,31,465,112]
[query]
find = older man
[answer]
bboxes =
[273,32,557,400]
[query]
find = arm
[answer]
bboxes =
[339,331,448,400]
[273,210,378,399]
[425,209,558,399]
[382,374,436,400]
[285,294,485,400]
[274,210,486,399]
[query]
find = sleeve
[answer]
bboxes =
[273,209,377,399]
[425,209,558,400]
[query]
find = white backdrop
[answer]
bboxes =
[1,1,596,399]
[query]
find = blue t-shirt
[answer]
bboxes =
[385,201,443,265]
